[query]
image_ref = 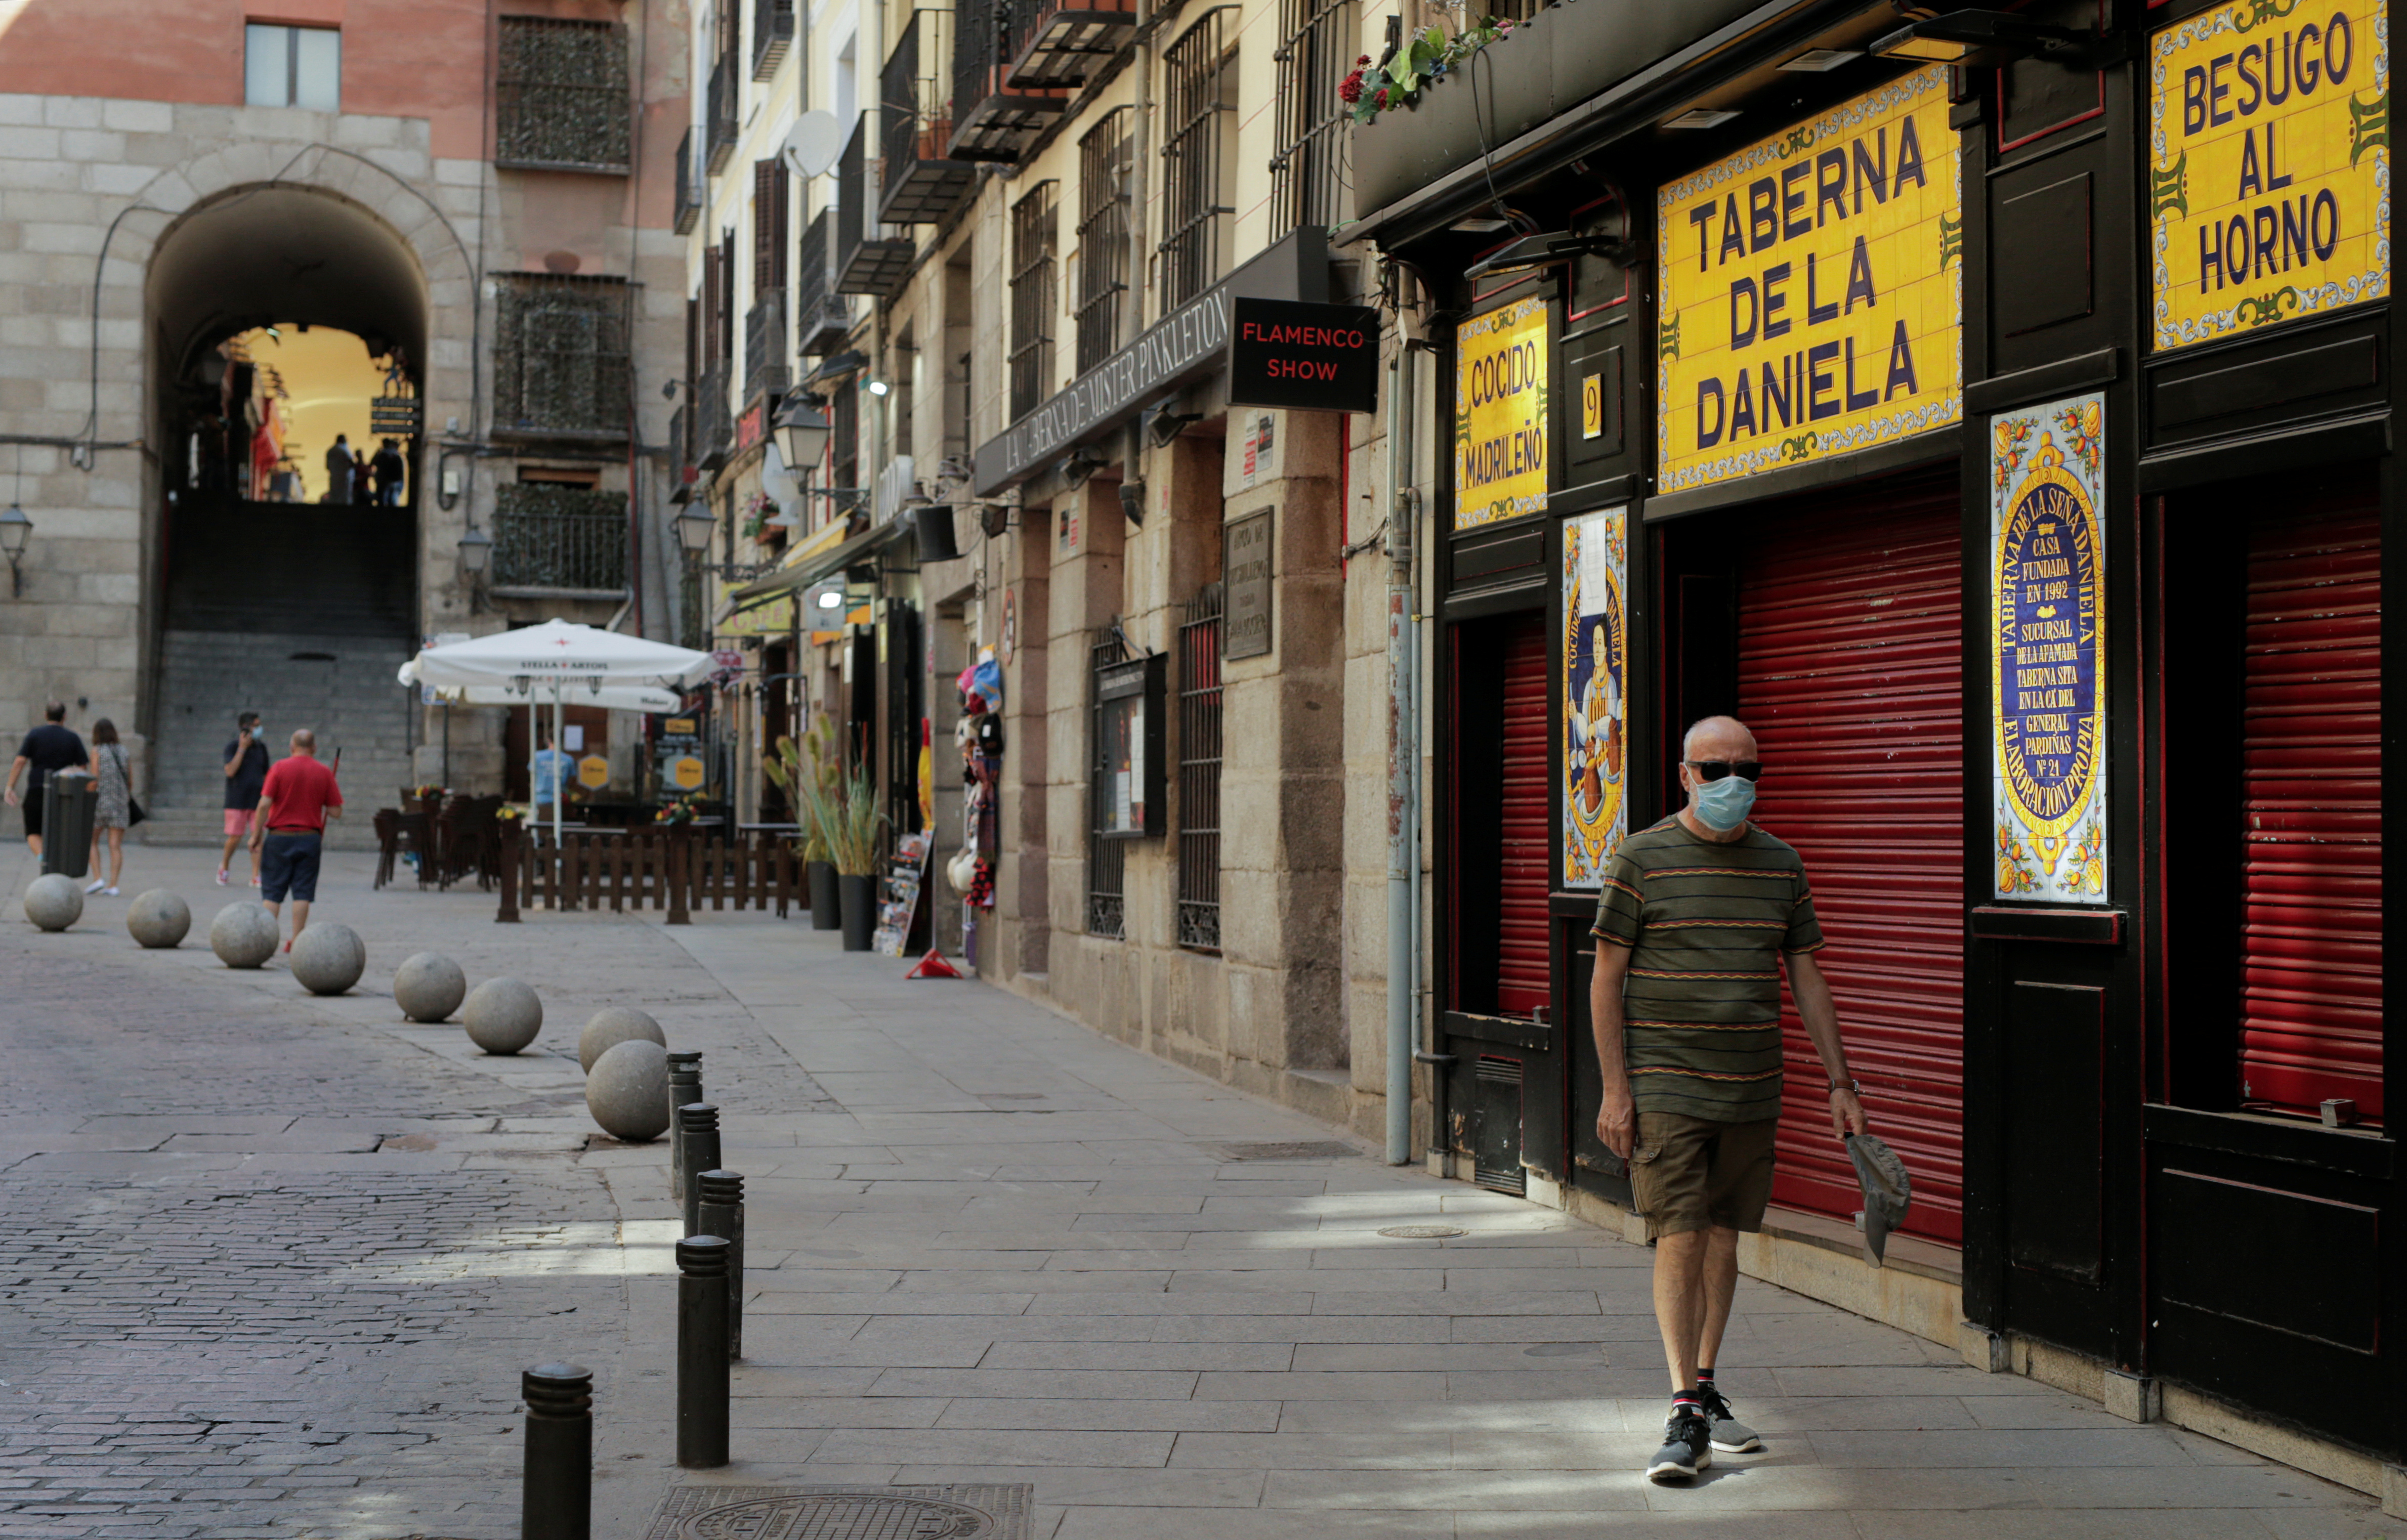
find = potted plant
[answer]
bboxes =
[765,723,844,931]
[798,758,886,951]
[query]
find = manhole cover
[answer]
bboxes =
[646,1485,1031,1540]
[1376,1224,1468,1239]
[1525,1342,1604,1357]
[1210,1140,1362,1161]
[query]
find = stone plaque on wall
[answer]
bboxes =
[1224,508,1274,659]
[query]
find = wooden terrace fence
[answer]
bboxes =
[496,828,798,924]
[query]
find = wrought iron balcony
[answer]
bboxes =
[491,489,629,596]
[948,0,1073,162]
[744,291,790,404]
[882,10,978,225]
[834,114,915,297]
[490,274,631,444]
[752,0,794,79]
[1004,0,1135,89]
[695,359,733,471]
[795,211,853,355]
[674,127,702,235]
[705,54,738,173]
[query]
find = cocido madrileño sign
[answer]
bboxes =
[1225,299,1381,414]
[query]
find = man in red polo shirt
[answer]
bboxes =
[252,728,343,951]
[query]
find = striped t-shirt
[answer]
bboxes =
[1589,816,1825,1122]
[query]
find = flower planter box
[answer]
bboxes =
[1350,24,1551,219]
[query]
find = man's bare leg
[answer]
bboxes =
[219,831,238,876]
[1694,1225,1741,1376]
[289,899,310,945]
[1652,1229,1709,1394]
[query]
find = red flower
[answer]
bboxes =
[1374,87,1390,107]
[1356,53,1371,64]
[1339,68,1364,103]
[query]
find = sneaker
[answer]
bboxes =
[85,879,105,894]
[1699,1385,1761,1452]
[248,876,262,888]
[216,869,229,886]
[1645,1407,1712,1482]
[100,886,117,897]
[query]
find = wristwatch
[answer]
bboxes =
[1828,1078,1861,1097]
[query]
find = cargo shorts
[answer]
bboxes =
[1627,1110,1779,1242]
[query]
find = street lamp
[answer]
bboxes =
[772,398,832,472]
[0,502,28,598]
[677,504,717,555]
[456,524,493,573]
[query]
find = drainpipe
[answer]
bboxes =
[1384,342,1417,1165]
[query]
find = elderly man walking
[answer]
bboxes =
[1589,713,1868,1483]
[253,728,343,951]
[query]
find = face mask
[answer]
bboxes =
[1691,771,1755,832]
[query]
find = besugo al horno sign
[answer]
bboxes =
[1224,299,1382,414]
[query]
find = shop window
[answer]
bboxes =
[1087,629,1129,938]
[1270,0,1355,239]
[1009,182,1059,420]
[1075,110,1131,374]
[245,23,340,111]
[1178,584,1224,953]
[492,274,632,442]
[1158,13,1236,312]
[495,17,633,174]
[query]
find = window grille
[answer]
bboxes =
[495,18,632,173]
[492,274,631,441]
[1270,0,1355,238]
[491,483,628,592]
[1009,182,1059,419]
[752,0,795,79]
[1088,629,1130,938]
[1075,109,1130,373]
[1158,11,1236,312]
[1178,584,1224,952]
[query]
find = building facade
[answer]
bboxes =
[0,0,691,830]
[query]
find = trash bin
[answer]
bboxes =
[38,771,95,879]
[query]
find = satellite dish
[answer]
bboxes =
[784,112,843,180]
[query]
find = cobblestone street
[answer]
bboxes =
[1,845,2393,1539]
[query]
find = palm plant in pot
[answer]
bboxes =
[765,723,845,931]
[796,757,886,951]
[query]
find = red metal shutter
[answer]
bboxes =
[2242,504,2383,1124]
[1735,477,1965,1243]
[1498,619,1552,1015]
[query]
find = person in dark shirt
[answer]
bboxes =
[220,710,270,887]
[370,439,406,506]
[4,701,91,857]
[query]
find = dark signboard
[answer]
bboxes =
[1224,508,1274,660]
[1226,299,1381,413]
[971,229,1331,495]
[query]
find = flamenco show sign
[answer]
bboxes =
[1561,505,1628,889]
[2148,0,2389,351]
[1991,392,2107,902]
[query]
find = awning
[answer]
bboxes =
[724,518,906,614]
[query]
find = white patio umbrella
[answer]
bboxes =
[399,621,712,844]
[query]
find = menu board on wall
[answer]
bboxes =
[1656,66,1963,496]
[1560,505,1628,890]
[1990,392,2108,903]
[2147,0,2389,350]
[1453,295,1550,529]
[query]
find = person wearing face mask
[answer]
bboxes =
[1587,714,1868,1484]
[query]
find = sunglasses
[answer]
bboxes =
[1685,759,1763,782]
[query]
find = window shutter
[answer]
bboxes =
[700,245,722,372]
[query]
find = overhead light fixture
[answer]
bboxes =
[1450,216,1510,233]
[978,502,1010,538]
[675,504,716,554]
[807,578,846,612]
[1118,480,1146,527]
[1140,401,1202,449]
[1870,11,2125,68]
[1778,48,1861,72]
[865,377,892,398]
[804,349,867,388]
[1058,448,1105,488]
[1663,108,1741,130]
[1465,229,1639,282]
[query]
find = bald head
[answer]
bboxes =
[290,728,317,754]
[1682,715,1756,762]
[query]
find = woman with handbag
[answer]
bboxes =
[87,718,136,896]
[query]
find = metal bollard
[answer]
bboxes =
[666,1053,704,1199]
[675,1235,731,1468]
[521,1362,592,1540]
[696,1170,746,1362]
[679,1103,721,1237]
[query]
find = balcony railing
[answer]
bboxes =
[948,0,1073,162]
[491,274,631,444]
[705,55,738,173]
[834,114,916,296]
[695,359,733,470]
[882,11,978,225]
[751,0,794,79]
[491,491,629,595]
[1004,0,1136,90]
[744,292,790,404]
[795,211,852,355]
[674,127,702,235]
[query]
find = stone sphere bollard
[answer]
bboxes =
[24,874,83,932]
[586,1039,672,1142]
[464,976,544,1055]
[209,902,279,968]
[393,952,468,1023]
[126,889,191,949]
[578,1006,666,1073]
[290,923,366,995]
